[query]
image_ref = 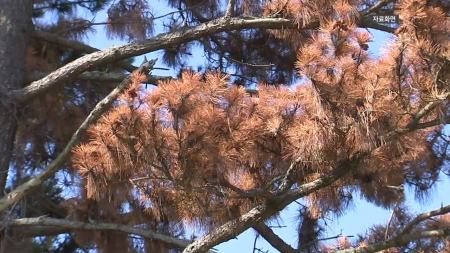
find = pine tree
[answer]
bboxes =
[0,0,450,252]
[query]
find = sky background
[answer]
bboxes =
[54,2,450,252]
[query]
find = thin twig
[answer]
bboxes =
[300,234,355,251]
[200,38,273,69]
[225,0,237,17]
[385,202,400,240]
[33,0,95,11]
[54,1,208,35]
[252,232,260,253]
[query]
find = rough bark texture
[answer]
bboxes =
[27,70,171,84]
[0,0,33,197]
[8,217,212,252]
[0,2,33,252]
[12,17,316,104]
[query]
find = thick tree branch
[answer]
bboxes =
[23,11,395,105]
[14,17,308,104]
[399,204,450,235]
[326,228,450,253]
[26,71,172,84]
[0,59,157,212]
[183,114,450,253]
[182,154,364,253]
[8,216,217,252]
[32,30,137,72]
[401,114,450,132]
[11,226,69,237]
[406,92,450,129]
[252,223,297,253]
[22,11,393,105]
[23,6,398,106]
[2,68,447,251]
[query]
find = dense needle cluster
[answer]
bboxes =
[71,2,449,250]
[6,0,449,252]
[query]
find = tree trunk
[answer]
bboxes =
[0,1,33,251]
[0,0,33,197]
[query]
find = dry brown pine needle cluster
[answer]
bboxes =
[69,0,449,239]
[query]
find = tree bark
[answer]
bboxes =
[0,2,33,252]
[0,0,33,197]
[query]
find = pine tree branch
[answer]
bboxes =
[300,234,355,251]
[199,38,273,69]
[14,17,310,105]
[11,226,69,237]
[225,0,236,17]
[31,30,137,72]
[324,228,450,253]
[18,12,390,105]
[409,115,450,130]
[252,223,297,253]
[3,62,448,252]
[276,158,302,195]
[0,59,157,213]
[406,92,450,129]
[182,154,363,253]
[26,71,172,84]
[308,204,450,252]
[399,203,450,235]
[7,216,218,252]
[184,1,212,23]
[26,71,255,95]
[0,7,424,250]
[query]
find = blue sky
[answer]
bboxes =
[69,3,450,252]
